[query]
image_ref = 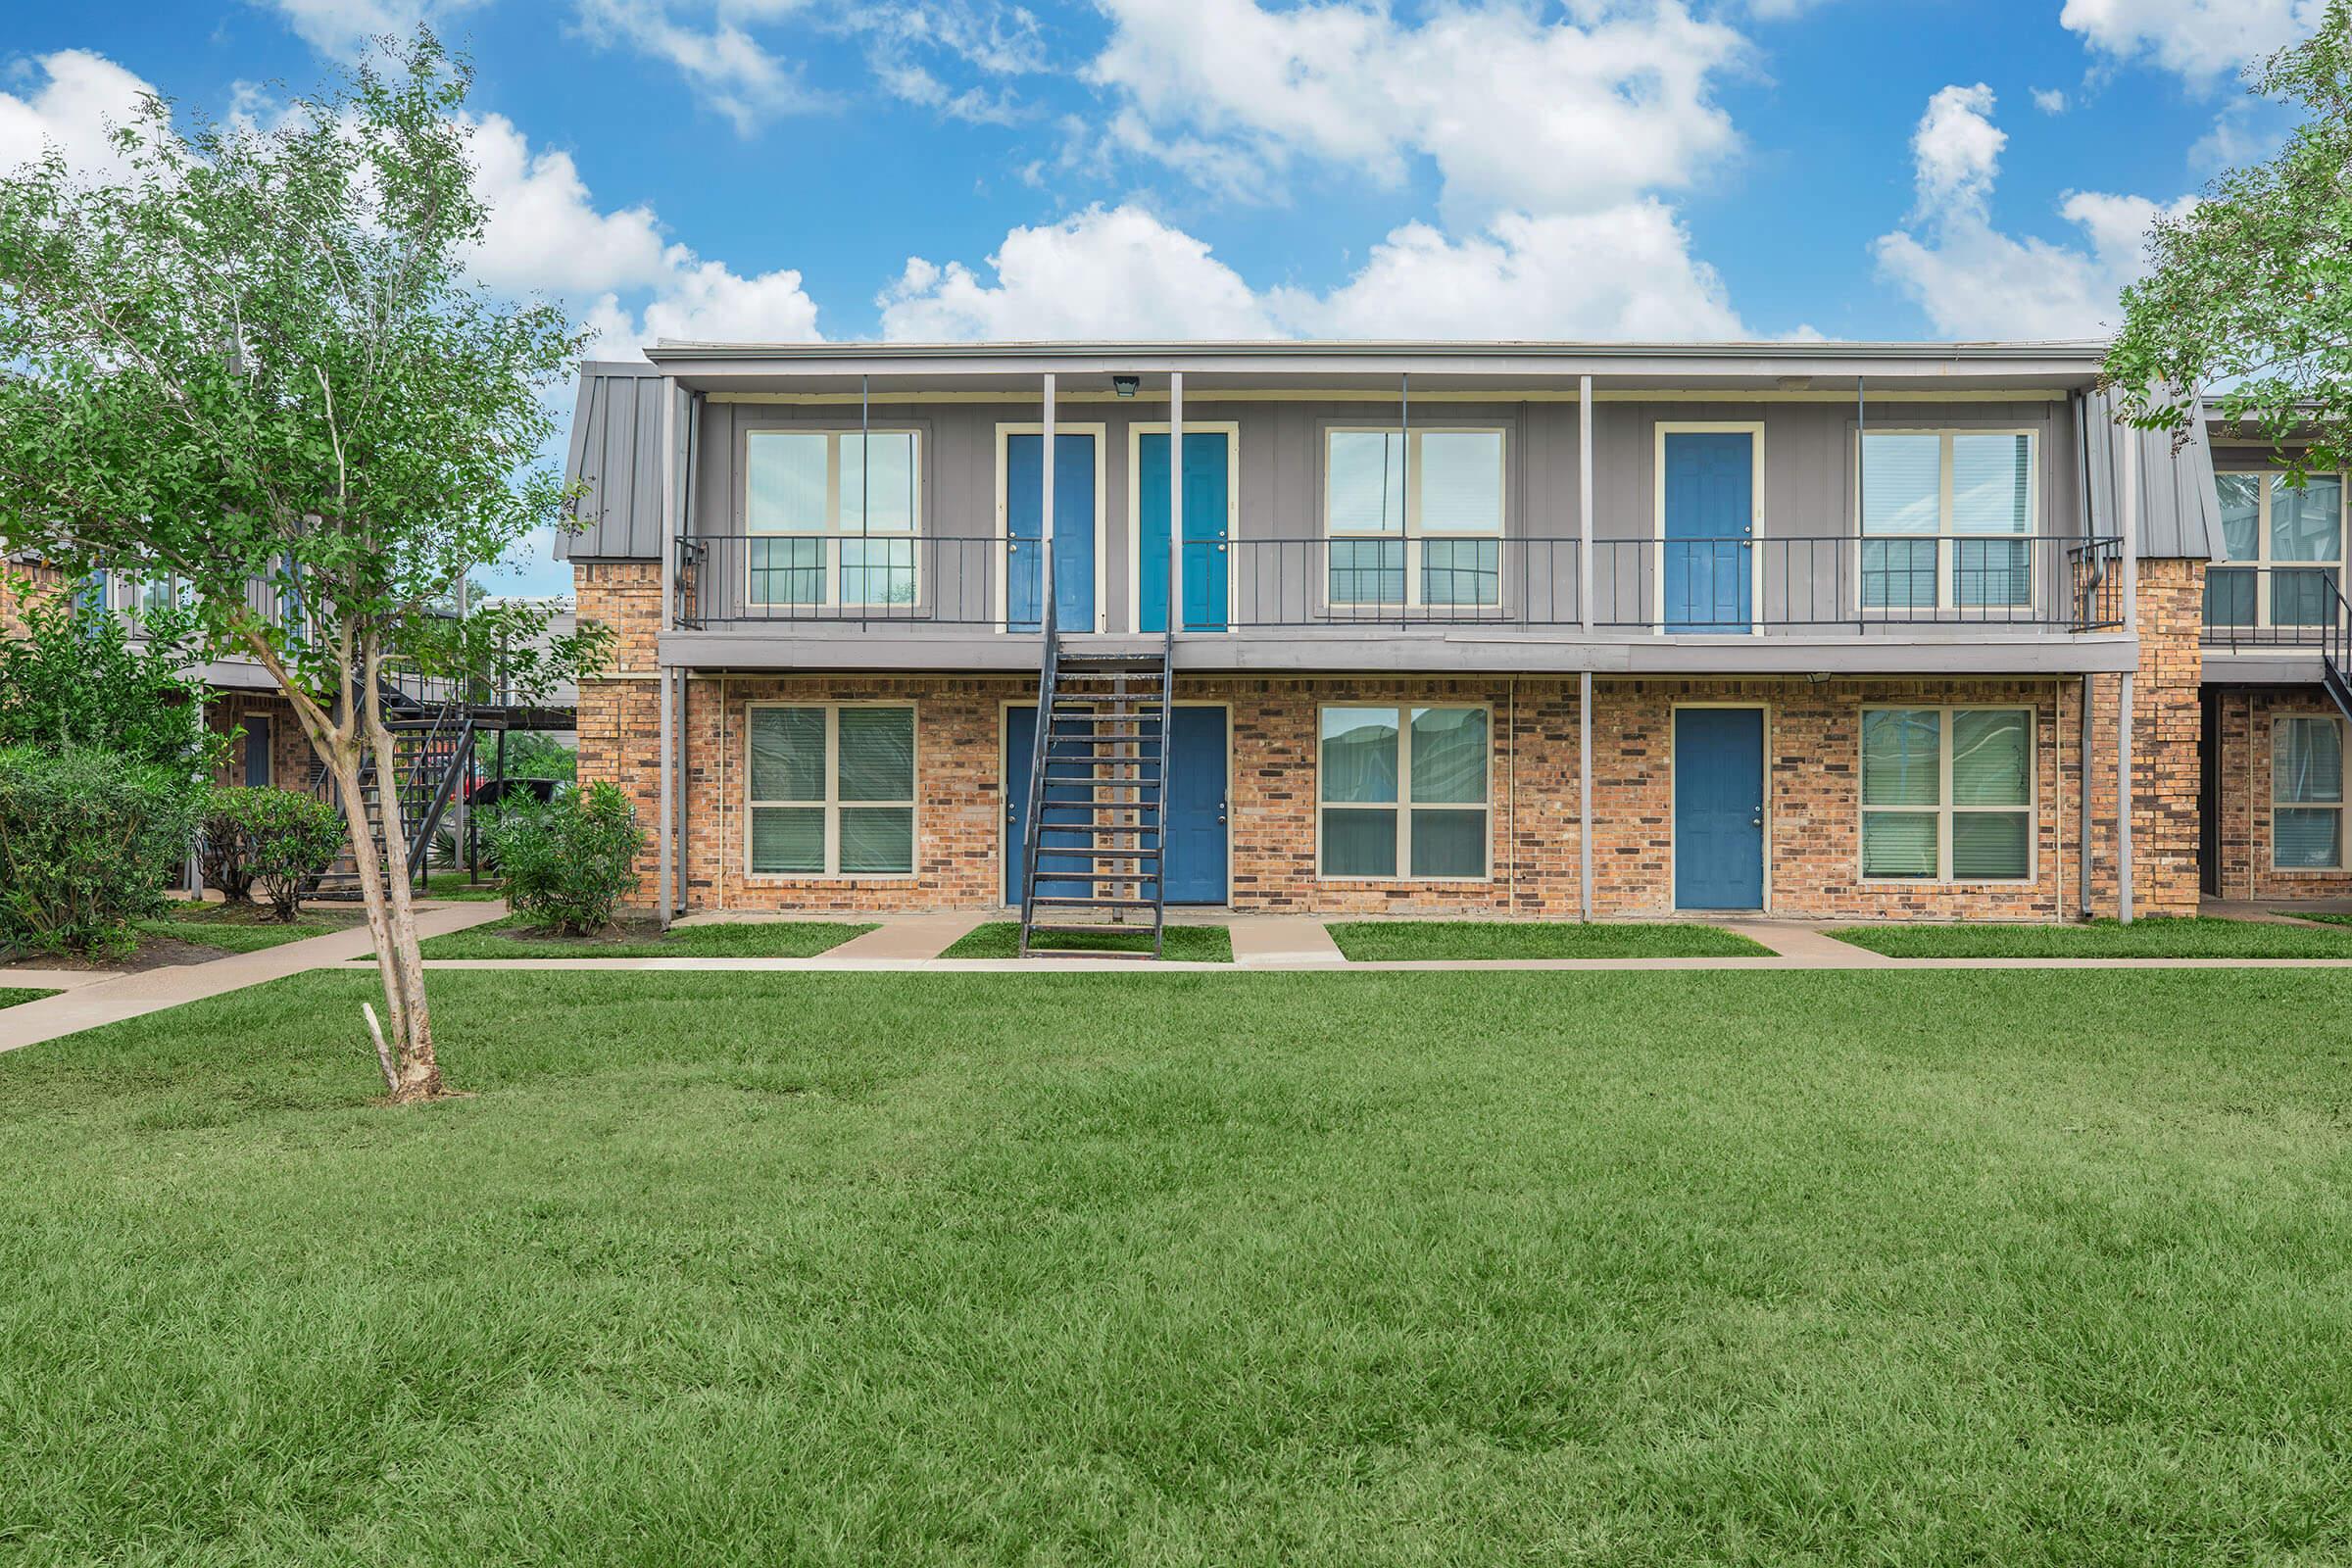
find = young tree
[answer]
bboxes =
[0,30,605,1100]
[2107,0,2352,471]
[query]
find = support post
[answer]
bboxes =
[657,376,678,929]
[2078,675,2092,919]
[1578,374,1593,628]
[1041,371,1057,629]
[2117,414,2138,922]
[1579,669,1594,921]
[1169,370,1184,634]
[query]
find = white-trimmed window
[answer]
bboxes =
[1860,429,2037,612]
[2273,715,2345,870]
[1324,428,1504,610]
[1860,706,2034,881]
[747,703,915,876]
[745,429,920,609]
[1318,704,1490,878]
[2208,471,2342,630]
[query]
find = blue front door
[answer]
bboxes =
[1138,431,1230,632]
[1004,706,1227,905]
[1662,430,1753,633]
[1673,707,1765,910]
[1005,432,1097,632]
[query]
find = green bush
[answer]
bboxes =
[0,747,205,959]
[487,782,645,936]
[214,787,345,921]
[199,792,261,903]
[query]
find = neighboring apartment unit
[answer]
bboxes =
[559,338,2338,929]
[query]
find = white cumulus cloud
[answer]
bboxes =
[0,49,159,181]
[2059,0,2323,82]
[1872,85,2191,339]
[255,0,496,59]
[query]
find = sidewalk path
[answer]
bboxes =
[1231,917,1347,966]
[0,902,511,1055]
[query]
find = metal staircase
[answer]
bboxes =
[1014,592,1179,958]
[2323,575,2352,725]
[309,682,477,901]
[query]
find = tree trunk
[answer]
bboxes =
[363,707,441,1101]
[321,746,430,1097]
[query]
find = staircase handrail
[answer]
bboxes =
[1015,590,1060,956]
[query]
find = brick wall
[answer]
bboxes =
[574,562,665,905]
[2210,685,2352,902]
[2076,558,2204,918]
[205,692,315,791]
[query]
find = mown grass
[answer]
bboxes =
[942,920,1234,961]
[1327,919,1771,961]
[4,968,2351,1564]
[1834,914,2352,958]
[419,872,506,902]
[413,913,872,959]
[0,987,58,1009]
[134,902,360,955]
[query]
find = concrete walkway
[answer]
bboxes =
[1231,917,1348,966]
[0,902,512,1055]
[827,912,987,958]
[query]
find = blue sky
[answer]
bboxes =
[0,0,2320,589]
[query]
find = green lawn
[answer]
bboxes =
[136,903,359,955]
[0,987,58,1008]
[414,913,873,959]
[420,872,506,902]
[943,920,1234,961]
[5,968,2351,1564]
[1327,918,1771,961]
[1834,914,2352,958]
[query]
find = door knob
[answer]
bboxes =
[1750,812,1763,828]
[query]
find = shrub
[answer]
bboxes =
[199,790,262,903]
[0,747,205,959]
[237,790,345,921]
[487,782,645,936]
[0,586,224,772]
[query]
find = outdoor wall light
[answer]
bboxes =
[1112,374,1140,398]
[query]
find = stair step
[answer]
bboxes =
[1030,896,1162,908]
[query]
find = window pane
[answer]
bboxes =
[1861,539,1937,610]
[839,807,914,874]
[1863,811,1938,878]
[1321,708,1398,804]
[1328,430,1404,533]
[2215,473,2260,561]
[2273,567,2337,627]
[1953,538,2033,609]
[1416,431,1502,533]
[841,538,916,606]
[747,431,829,532]
[1421,539,1499,606]
[749,707,825,802]
[1951,433,2033,535]
[750,806,824,874]
[840,432,916,532]
[837,708,913,802]
[1862,433,1941,536]
[1952,811,2030,878]
[1410,707,1487,804]
[1410,808,1487,877]
[1329,539,1405,606]
[2276,716,2344,804]
[1862,710,1941,807]
[2276,808,2343,869]
[1952,710,2031,807]
[749,537,825,605]
[1321,808,1397,876]
[2205,566,2256,626]
[2271,474,2340,562]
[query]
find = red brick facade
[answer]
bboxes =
[572,557,2259,921]
[2208,686,2352,902]
[205,692,315,792]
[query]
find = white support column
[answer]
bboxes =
[1041,371,1057,630]
[657,375,678,929]
[1579,669,1594,922]
[2118,416,2138,922]
[1169,370,1184,635]
[1578,374,1594,629]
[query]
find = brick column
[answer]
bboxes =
[2084,557,2204,918]
[573,561,664,908]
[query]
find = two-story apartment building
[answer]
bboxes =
[560,338,2285,932]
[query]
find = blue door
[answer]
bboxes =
[1673,708,1764,910]
[1138,431,1230,632]
[1006,433,1097,632]
[1004,706,1228,904]
[1662,430,1753,633]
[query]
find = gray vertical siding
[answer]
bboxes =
[2084,389,2218,560]
[557,362,675,562]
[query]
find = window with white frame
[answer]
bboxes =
[1318,704,1489,878]
[1324,428,1504,610]
[746,704,916,876]
[2207,471,2342,630]
[1859,706,2034,880]
[1860,430,2037,612]
[745,430,920,609]
[2273,715,2345,869]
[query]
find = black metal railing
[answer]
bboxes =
[670,528,2123,635]
[2199,563,2347,648]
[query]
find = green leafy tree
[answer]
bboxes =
[0,585,225,774]
[2108,0,2352,475]
[0,30,607,1100]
